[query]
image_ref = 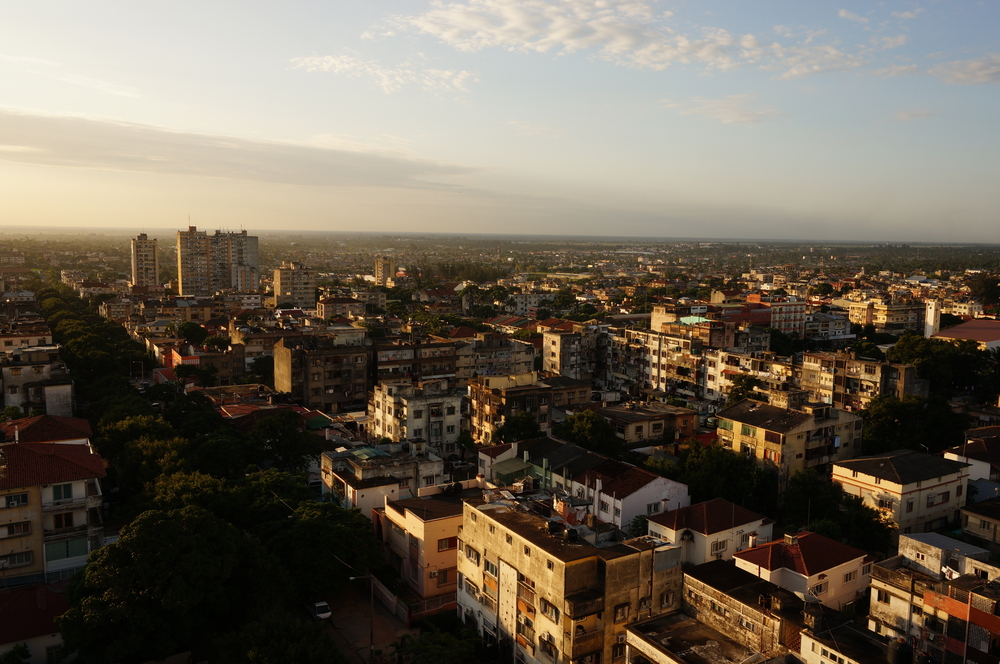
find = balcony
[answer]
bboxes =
[43,523,88,541]
[565,589,604,619]
[42,497,86,512]
[568,627,604,659]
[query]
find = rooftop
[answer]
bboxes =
[0,443,106,490]
[649,498,772,536]
[716,399,812,433]
[627,612,755,664]
[932,319,1000,343]
[733,532,869,577]
[835,449,968,485]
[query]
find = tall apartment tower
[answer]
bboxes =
[273,261,317,309]
[130,233,159,287]
[374,256,396,287]
[176,226,259,297]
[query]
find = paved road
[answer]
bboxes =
[326,581,420,663]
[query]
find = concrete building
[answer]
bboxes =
[646,498,774,565]
[799,350,928,411]
[317,297,364,320]
[374,256,396,287]
[833,450,969,537]
[477,437,690,530]
[0,346,74,417]
[322,445,445,518]
[468,372,591,445]
[272,261,317,309]
[455,491,684,664]
[454,333,535,383]
[944,429,1000,482]
[273,333,371,413]
[846,299,929,335]
[715,397,862,482]
[594,402,697,449]
[129,233,159,288]
[0,442,106,588]
[542,324,608,382]
[869,533,1000,661]
[368,379,464,456]
[374,339,460,385]
[733,532,873,611]
[176,226,259,296]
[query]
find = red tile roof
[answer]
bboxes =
[648,498,771,536]
[0,583,68,647]
[574,458,659,498]
[0,443,106,490]
[933,319,1000,343]
[732,531,866,577]
[0,415,92,443]
[479,443,513,459]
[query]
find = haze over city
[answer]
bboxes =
[2,1,999,242]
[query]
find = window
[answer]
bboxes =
[739,616,757,632]
[541,598,560,621]
[8,386,17,395]
[505,534,512,544]
[810,582,827,596]
[5,522,29,537]
[414,409,423,419]
[3,551,32,568]
[710,600,728,616]
[957,485,963,497]
[612,643,626,659]
[5,493,28,508]
[446,425,455,434]
[614,603,630,623]
[844,570,857,583]
[711,540,728,555]
[660,591,674,608]
[465,545,481,565]
[877,590,890,604]
[52,484,73,501]
[546,560,554,571]
[982,519,993,531]
[447,406,456,415]
[862,563,872,576]
[45,537,88,561]
[470,512,477,522]
[413,428,423,437]
[646,502,661,514]
[878,498,893,510]
[54,513,74,529]
[45,645,64,664]
[906,500,914,513]
[614,507,621,518]
[423,476,434,487]
[523,546,531,557]
[437,568,454,586]
[599,500,610,513]
[638,597,651,611]
[484,560,498,577]
[438,537,458,552]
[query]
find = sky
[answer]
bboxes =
[1,1,999,242]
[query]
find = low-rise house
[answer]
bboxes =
[0,583,69,663]
[646,498,774,564]
[733,532,873,610]
[944,427,1000,481]
[833,449,969,537]
[593,402,697,448]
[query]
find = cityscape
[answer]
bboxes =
[1,229,1000,664]
[3,1,1000,664]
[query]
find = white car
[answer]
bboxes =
[313,601,332,620]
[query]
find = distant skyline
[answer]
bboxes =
[1,2,999,242]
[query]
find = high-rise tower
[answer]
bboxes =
[374,256,396,287]
[130,233,160,287]
[176,226,259,296]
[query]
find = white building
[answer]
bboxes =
[646,498,774,564]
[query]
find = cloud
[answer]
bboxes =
[930,54,1000,85]
[881,35,907,49]
[0,53,141,98]
[875,64,919,77]
[894,110,934,122]
[837,9,868,24]
[0,108,478,189]
[289,55,477,93]
[891,9,924,19]
[662,94,781,124]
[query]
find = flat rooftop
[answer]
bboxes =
[627,612,753,664]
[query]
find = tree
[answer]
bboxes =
[1,405,21,421]
[862,395,969,455]
[58,506,284,664]
[214,609,346,664]
[0,644,30,664]
[177,321,209,345]
[554,410,623,458]
[247,355,275,385]
[203,335,230,351]
[391,624,479,664]
[627,514,649,538]
[781,470,847,528]
[493,411,542,444]
[247,409,323,472]
[724,374,762,408]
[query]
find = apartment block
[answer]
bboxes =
[799,350,928,411]
[273,334,371,413]
[468,372,591,445]
[272,261,317,309]
[375,339,460,384]
[176,226,259,296]
[833,450,969,537]
[542,324,608,382]
[368,379,464,456]
[130,233,159,288]
[456,492,683,664]
[646,498,774,565]
[716,398,862,481]
[322,445,444,518]
[454,333,535,383]
[0,346,73,417]
[374,256,396,287]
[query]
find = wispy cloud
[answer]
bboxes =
[662,94,781,124]
[895,110,934,122]
[0,108,478,189]
[0,53,141,98]
[385,1,896,80]
[891,9,924,20]
[875,64,919,77]
[930,54,1000,84]
[881,35,907,49]
[837,9,868,24]
[289,55,477,93]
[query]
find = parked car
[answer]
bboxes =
[312,601,332,620]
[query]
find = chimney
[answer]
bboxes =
[784,533,798,546]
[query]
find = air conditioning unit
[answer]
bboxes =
[617,633,626,644]
[429,571,438,578]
